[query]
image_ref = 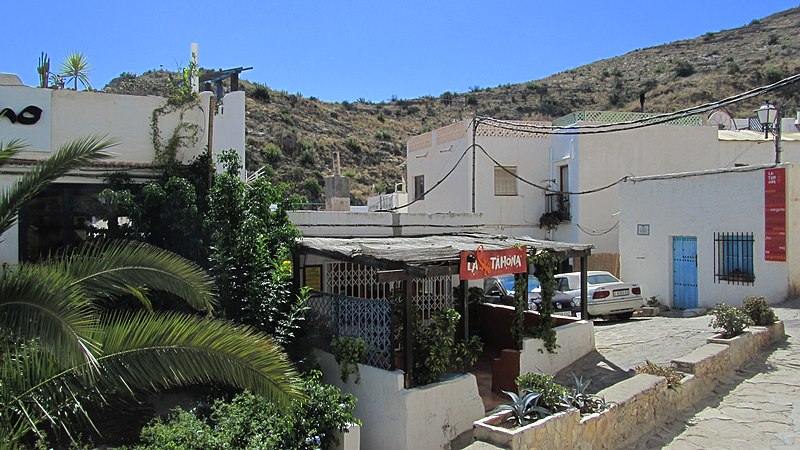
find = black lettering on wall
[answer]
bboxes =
[0,105,43,125]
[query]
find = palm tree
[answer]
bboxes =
[0,137,302,446]
[58,51,92,90]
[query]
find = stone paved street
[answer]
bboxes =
[553,312,716,392]
[635,298,800,449]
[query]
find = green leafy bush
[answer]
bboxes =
[251,83,271,102]
[261,143,282,163]
[515,373,569,410]
[130,372,359,450]
[331,336,368,383]
[740,296,777,326]
[709,303,753,338]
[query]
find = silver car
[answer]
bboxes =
[554,271,644,320]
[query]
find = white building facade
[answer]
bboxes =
[406,112,800,274]
[618,163,800,308]
[0,73,245,263]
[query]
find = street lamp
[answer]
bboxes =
[754,101,782,163]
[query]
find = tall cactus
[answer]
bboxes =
[37,52,50,88]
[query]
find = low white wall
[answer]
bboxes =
[519,320,595,375]
[315,350,484,450]
[290,211,485,237]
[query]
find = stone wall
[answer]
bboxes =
[474,321,786,449]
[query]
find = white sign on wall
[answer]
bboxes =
[0,86,52,152]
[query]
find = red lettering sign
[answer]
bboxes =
[459,246,527,280]
[765,168,786,262]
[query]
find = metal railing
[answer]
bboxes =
[714,232,755,285]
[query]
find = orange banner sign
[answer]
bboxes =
[459,246,527,280]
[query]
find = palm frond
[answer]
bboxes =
[48,240,216,313]
[0,265,100,366]
[0,135,118,235]
[0,138,26,162]
[6,311,302,440]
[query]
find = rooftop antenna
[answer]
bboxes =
[333,151,342,176]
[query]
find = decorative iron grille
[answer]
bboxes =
[714,232,755,285]
[313,262,455,370]
[308,293,394,370]
[545,192,571,221]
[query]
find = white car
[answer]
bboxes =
[554,271,644,320]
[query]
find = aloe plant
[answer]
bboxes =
[496,389,551,427]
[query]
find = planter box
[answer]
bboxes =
[707,330,757,368]
[474,408,581,450]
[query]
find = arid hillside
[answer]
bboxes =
[106,7,800,205]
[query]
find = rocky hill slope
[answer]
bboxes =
[105,7,800,205]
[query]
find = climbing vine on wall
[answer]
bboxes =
[526,250,561,353]
[150,58,202,165]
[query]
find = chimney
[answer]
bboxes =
[324,152,351,211]
[190,43,199,93]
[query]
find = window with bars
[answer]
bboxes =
[494,166,518,196]
[714,232,755,285]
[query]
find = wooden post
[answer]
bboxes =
[460,279,469,341]
[291,250,301,300]
[580,255,589,319]
[403,279,414,389]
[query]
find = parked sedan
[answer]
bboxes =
[483,274,578,314]
[554,271,644,320]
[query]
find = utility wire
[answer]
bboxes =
[375,74,800,210]
[576,222,620,236]
[478,143,630,195]
[376,143,472,212]
[477,72,800,134]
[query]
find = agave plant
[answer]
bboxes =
[558,373,613,414]
[496,389,551,427]
[0,136,302,446]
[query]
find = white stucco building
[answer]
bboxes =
[0,73,245,263]
[618,163,800,308]
[406,111,800,273]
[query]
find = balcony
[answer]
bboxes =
[546,192,571,222]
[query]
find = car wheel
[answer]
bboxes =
[615,312,634,321]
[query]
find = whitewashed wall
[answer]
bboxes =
[519,320,595,376]
[290,211,484,237]
[315,350,484,450]
[619,163,799,307]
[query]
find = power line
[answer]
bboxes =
[477,72,800,134]
[478,143,630,195]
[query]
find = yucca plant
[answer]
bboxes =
[59,51,92,90]
[0,137,302,447]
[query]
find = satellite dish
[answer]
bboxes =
[707,109,735,130]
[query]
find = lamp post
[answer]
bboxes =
[755,101,782,164]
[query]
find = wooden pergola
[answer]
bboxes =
[293,232,593,388]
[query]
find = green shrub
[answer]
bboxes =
[261,143,282,163]
[515,373,569,410]
[251,83,271,102]
[130,372,359,450]
[331,336,368,383]
[299,147,317,167]
[377,111,385,122]
[374,129,392,141]
[674,61,695,77]
[635,360,684,388]
[709,303,753,338]
[740,296,777,326]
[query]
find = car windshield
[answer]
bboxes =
[588,274,621,284]
[499,275,541,293]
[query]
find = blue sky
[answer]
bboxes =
[3,1,797,102]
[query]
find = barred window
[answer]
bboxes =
[714,232,754,285]
[494,166,518,196]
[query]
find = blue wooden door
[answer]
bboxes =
[672,236,698,309]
